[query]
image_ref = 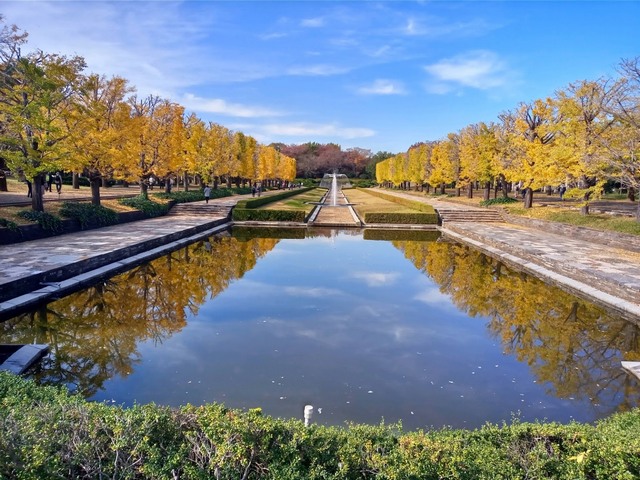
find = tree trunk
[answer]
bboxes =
[628,187,635,202]
[523,188,533,208]
[0,171,7,192]
[32,173,45,212]
[467,185,473,199]
[439,183,445,194]
[102,176,108,188]
[183,171,189,191]
[73,172,80,189]
[90,177,101,206]
[484,182,490,201]
[636,201,640,223]
[140,182,149,199]
[581,204,590,215]
[165,177,172,193]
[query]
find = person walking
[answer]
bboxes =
[203,185,211,204]
[54,172,62,193]
[559,184,566,201]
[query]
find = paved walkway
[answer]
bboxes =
[308,188,361,226]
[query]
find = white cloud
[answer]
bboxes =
[287,64,351,76]
[284,287,343,298]
[414,287,452,307]
[301,17,325,28]
[357,79,406,95]
[350,271,400,287]
[181,94,285,118]
[261,122,375,139]
[424,50,509,91]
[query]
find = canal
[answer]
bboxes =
[1,227,638,430]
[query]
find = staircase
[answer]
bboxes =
[436,208,504,224]
[168,202,233,219]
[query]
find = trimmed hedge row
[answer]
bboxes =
[364,212,438,224]
[1,372,640,479]
[232,208,307,222]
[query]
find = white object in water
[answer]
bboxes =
[304,405,314,427]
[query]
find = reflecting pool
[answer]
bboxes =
[2,227,639,430]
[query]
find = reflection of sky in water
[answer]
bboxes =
[88,232,629,430]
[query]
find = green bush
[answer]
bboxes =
[152,190,206,203]
[364,212,438,224]
[16,210,64,233]
[59,202,119,229]
[118,195,170,217]
[480,196,520,206]
[0,217,19,232]
[2,372,640,479]
[232,208,307,222]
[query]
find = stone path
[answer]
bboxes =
[308,188,361,227]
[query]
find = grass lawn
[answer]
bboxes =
[261,188,326,214]
[346,188,425,218]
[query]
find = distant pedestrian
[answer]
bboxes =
[251,185,256,197]
[203,185,211,204]
[54,172,62,193]
[25,179,32,198]
[46,172,53,192]
[559,184,566,201]
[256,185,261,197]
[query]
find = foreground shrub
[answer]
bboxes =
[16,210,64,233]
[59,202,119,229]
[1,372,640,479]
[118,195,170,217]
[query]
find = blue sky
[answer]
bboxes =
[3,1,638,154]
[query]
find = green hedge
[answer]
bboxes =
[232,208,307,222]
[364,212,438,224]
[16,210,64,233]
[118,195,171,217]
[59,202,119,229]
[2,372,640,479]
[359,188,436,213]
[480,196,519,206]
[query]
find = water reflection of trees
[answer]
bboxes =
[393,239,640,415]
[0,235,278,397]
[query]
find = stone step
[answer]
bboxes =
[168,203,232,217]
[437,209,504,223]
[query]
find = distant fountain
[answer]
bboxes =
[319,173,351,207]
[331,174,338,206]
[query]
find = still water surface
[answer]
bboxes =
[2,227,639,430]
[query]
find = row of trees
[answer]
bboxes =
[0,17,296,211]
[274,142,392,179]
[376,59,640,220]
